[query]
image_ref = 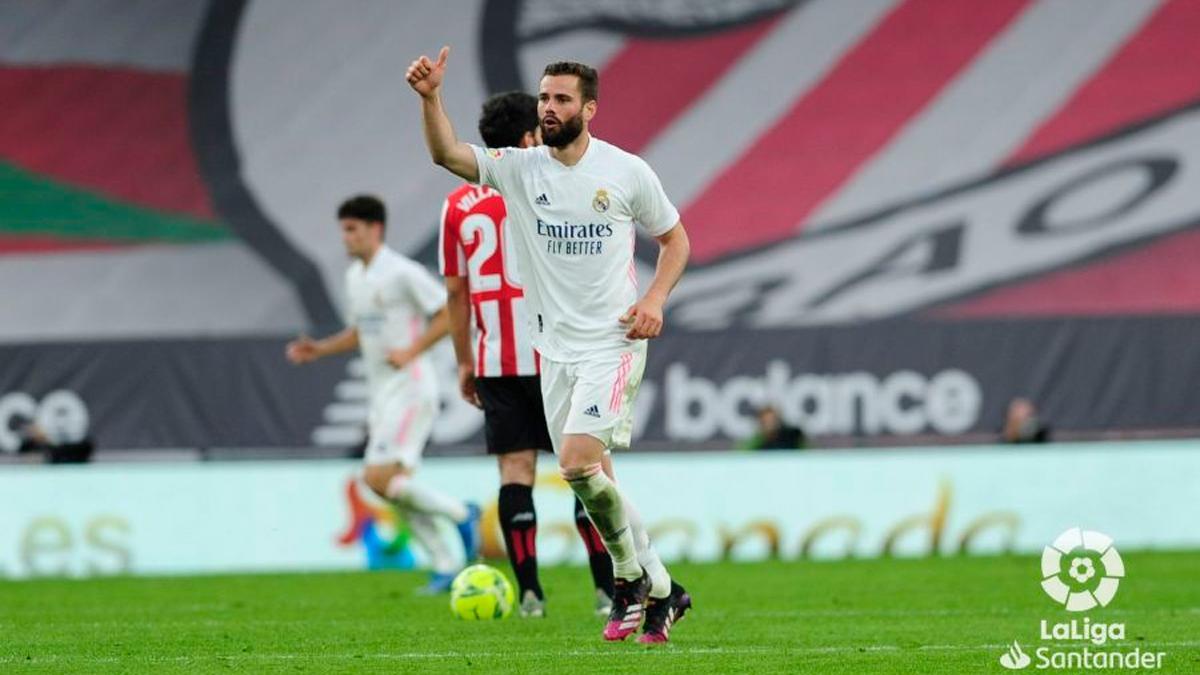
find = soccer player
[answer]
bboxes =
[407,48,692,643]
[439,91,615,618]
[286,195,481,594]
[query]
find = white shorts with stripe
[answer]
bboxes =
[540,340,647,453]
[364,379,438,468]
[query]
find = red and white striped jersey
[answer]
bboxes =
[438,183,539,378]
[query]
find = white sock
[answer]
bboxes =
[565,468,641,580]
[387,475,469,523]
[403,508,458,574]
[623,494,671,598]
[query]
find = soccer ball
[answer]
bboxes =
[449,564,516,620]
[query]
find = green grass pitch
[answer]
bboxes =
[2,552,1197,673]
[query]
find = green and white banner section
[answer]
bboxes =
[0,442,1195,579]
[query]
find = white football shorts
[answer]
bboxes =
[540,340,647,452]
[364,380,438,468]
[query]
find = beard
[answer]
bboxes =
[540,113,584,148]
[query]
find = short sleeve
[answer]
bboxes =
[470,144,527,195]
[404,262,448,315]
[631,158,680,237]
[437,196,466,277]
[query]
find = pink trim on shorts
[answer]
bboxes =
[392,406,417,446]
[609,352,633,413]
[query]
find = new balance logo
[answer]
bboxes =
[583,404,601,418]
[535,193,550,206]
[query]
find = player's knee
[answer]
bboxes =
[559,434,606,473]
[560,462,603,483]
[364,464,407,499]
[362,468,386,498]
[561,464,614,508]
[497,450,537,485]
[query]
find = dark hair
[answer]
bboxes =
[478,91,538,148]
[337,195,386,230]
[542,61,599,102]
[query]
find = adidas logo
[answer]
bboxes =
[583,404,601,418]
[535,193,550,206]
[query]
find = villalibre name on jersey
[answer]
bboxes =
[536,219,614,256]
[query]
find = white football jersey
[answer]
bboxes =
[470,138,679,361]
[343,245,446,399]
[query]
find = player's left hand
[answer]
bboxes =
[387,347,417,369]
[458,362,482,409]
[620,297,665,340]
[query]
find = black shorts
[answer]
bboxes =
[475,376,554,454]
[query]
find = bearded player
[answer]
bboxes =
[408,48,692,643]
[440,91,615,618]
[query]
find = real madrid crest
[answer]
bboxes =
[592,188,610,213]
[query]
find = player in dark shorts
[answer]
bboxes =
[438,91,613,618]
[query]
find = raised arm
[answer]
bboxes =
[620,222,690,340]
[405,46,479,183]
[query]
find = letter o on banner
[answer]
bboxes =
[1017,157,1178,237]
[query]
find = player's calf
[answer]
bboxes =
[498,482,543,603]
[560,462,641,581]
[574,496,614,613]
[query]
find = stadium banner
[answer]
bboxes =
[3,316,1200,452]
[0,443,1196,579]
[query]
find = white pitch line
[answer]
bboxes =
[4,641,1198,665]
[699,607,1200,618]
[13,606,1200,629]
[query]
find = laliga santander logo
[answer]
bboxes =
[1040,527,1124,612]
[999,528,1127,670]
[997,529,1167,670]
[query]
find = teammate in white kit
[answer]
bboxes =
[407,49,692,642]
[286,195,481,594]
